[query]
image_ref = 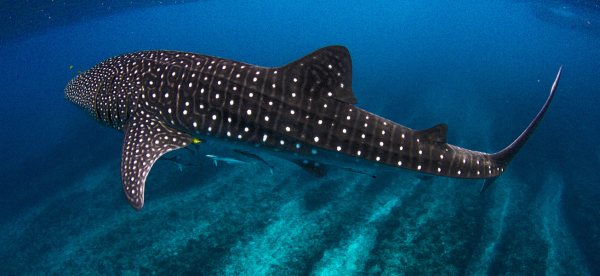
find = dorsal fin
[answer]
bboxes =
[280,45,357,104]
[418,123,448,144]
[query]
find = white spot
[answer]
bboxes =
[230,100,234,105]
[382,130,386,135]
[247,109,252,115]
[438,168,441,172]
[463,159,466,163]
[165,93,169,98]
[215,94,220,99]
[380,142,384,146]
[328,64,332,69]
[364,123,368,127]
[222,65,226,70]
[419,150,422,155]
[264,116,270,121]
[318,120,323,125]
[314,136,319,142]
[201,88,205,93]
[400,146,404,151]
[357,151,361,156]
[458,171,462,175]
[193,122,197,127]
[328,92,333,97]
[253,77,257,82]
[398,161,402,166]
[290,110,295,115]
[236,74,240,78]
[269,101,273,106]
[272,84,276,88]
[212,115,217,120]
[440,155,444,159]
[217,81,221,85]
[340,83,344,88]
[200,104,204,109]
[292,93,296,97]
[362,134,366,139]
[185,101,190,106]
[244,127,249,132]
[477,171,481,175]
[149,81,154,85]
[263,135,268,142]
[402,134,405,138]
[227,131,231,137]
[323,104,328,108]
[249,92,253,97]
[183,110,187,115]
[168,108,172,114]
[343,129,347,134]
[188,82,192,88]
[418,165,422,170]
[417,139,420,143]
[337,146,342,151]
[293,78,298,82]
[376,157,381,161]
[286,127,291,132]
[347,116,351,120]
[238,135,242,139]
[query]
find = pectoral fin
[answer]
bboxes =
[121,113,192,210]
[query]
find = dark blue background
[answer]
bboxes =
[1,0,599,274]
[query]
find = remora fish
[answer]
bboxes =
[206,154,249,166]
[159,156,202,171]
[64,46,561,210]
[233,149,275,174]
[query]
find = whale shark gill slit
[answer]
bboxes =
[63,46,561,210]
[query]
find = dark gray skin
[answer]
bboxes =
[64,46,561,210]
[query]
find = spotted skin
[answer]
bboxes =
[64,46,561,210]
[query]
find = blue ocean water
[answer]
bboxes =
[1,0,599,275]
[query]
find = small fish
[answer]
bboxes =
[206,154,250,166]
[234,149,275,174]
[159,156,202,171]
[341,168,376,178]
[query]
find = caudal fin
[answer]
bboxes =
[481,66,562,193]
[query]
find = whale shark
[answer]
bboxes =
[64,46,561,210]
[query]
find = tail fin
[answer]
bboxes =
[481,66,562,193]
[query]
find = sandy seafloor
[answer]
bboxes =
[1,0,600,275]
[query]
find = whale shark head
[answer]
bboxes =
[64,71,101,122]
[64,55,141,130]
